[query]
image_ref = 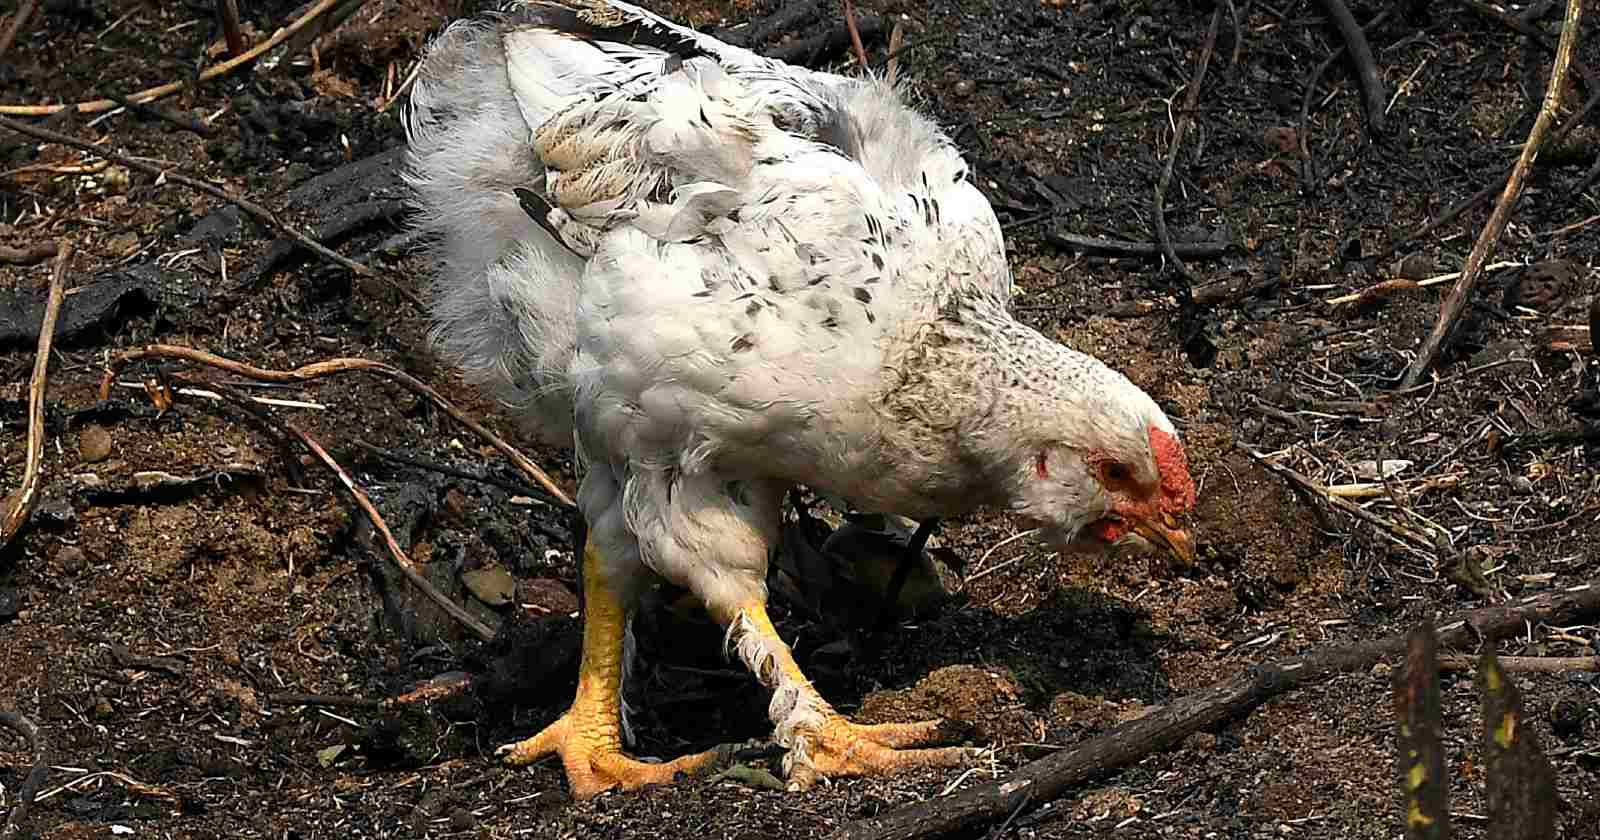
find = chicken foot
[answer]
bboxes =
[727,602,977,791]
[498,540,732,798]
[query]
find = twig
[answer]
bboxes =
[201,382,498,643]
[0,114,423,310]
[1152,6,1223,288]
[1240,447,1440,550]
[0,243,70,551]
[1313,0,1387,135]
[0,709,48,840]
[266,692,382,709]
[0,0,345,116]
[297,425,497,642]
[0,0,40,61]
[835,585,1600,840]
[1043,229,1229,260]
[1438,654,1600,673]
[1459,0,1600,97]
[1399,0,1583,388]
[1324,262,1521,306]
[103,90,213,136]
[765,15,883,66]
[884,19,904,87]
[842,0,871,72]
[352,440,548,501]
[1297,9,1394,189]
[267,672,473,710]
[0,242,57,266]
[721,0,820,47]
[96,344,574,508]
[214,0,246,59]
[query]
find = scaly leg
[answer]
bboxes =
[498,540,726,798]
[727,601,975,791]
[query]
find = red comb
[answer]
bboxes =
[1149,426,1196,514]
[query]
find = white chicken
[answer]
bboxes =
[406,0,1197,798]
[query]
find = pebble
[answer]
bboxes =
[461,565,516,608]
[57,545,89,574]
[518,577,579,615]
[448,809,476,831]
[79,424,114,463]
[1261,126,1297,155]
[34,499,76,529]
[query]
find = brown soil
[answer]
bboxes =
[3,1,1598,839]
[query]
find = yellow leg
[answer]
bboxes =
[498,541,724,798]
[731,602,974,791]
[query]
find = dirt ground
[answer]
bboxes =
[2,1,1598,838]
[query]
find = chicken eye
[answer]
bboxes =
[1102,462,1132,483]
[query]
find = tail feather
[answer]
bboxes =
[405,17,583,447]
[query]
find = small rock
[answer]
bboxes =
[1261,126,1297,156]
[448,808,476,831]
[1503,259,1577,312]
[1393,252,1436,280]
[1549,692,1588,739]
[414,788,450,818]
[461,565,516,608]
[35,499,76,529]
[441,487,471,523]
[0,588,19,621]
[106,232,140,257]
[100,166,132,195]
[79,424,114,463]
[518,578,579,615]
[57,545,89,574]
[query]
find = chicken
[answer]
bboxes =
[406,0,1197,798]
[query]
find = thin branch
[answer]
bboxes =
[0,709,48,840]
[198,380,498,642]
[1400,0,1584,388]
[1298,9,1394,189]
[0,0,40,61]
[1324,262,1521,306]
[1240,447,1441,550]
[1153,6,1223,288]
[885,19,905,87]
[282,417,499,643]
[835,584,1600,840]
[720,0,820,47]
[96,344,574,508]
[1,243,71,550]
[214,0,246,58]
[842,0,871,72]
[1438,654,1600,673]
[0,242,57,266]
[0,114,423,310]
[1044,229,1229,261]
[0,0,345,116]
[1313,0,1387,135]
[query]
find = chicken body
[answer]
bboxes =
[408,0,1196,797]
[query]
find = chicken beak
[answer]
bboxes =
[1132,513,1195,565]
